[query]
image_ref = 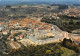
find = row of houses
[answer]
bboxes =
[7,32,24,49]
[7,18,53,31]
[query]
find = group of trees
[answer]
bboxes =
[59,15,80,20]
[50,4,68,10]
[62,38,80,53]
[58,5,68,10]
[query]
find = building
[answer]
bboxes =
[20,33,24,39]
[7,32,15,40]
[2,31,8,35]
[46,33,55,37]
[0,32,2,38]
[9,41,21,49]
[0,27,4,31]
[0,22,4,26]
[28,36,38,44]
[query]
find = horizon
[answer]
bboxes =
[0,0,80,2]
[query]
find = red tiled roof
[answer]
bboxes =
[11,41,19,47]
[8,32,15,40]
[20,33,24,39]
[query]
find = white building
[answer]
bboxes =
[0,27,4,31]
[2,31,8,35]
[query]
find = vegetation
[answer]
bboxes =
[2,34,10,40]
[62,38,80,53]
[50,4,68,10]
[8,42,77,56]
[41,15,80,33]
[58,5,68,10]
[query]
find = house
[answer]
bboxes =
[7,32,15,40]
[62,31,69,39]
[73,39,80,43]
[15,36,20,40]
[46,33,55,37]
[2,31,8,35]
[20,33,24,39]
[9,41,21,49]
[70,34,80,41]
[0,22,4,26]
[29,36,38,44]
[0,32,2,38]
[0,27,4,31]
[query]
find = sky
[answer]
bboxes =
[0,0,80,4]
[0,0,79,2]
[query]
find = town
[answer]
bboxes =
[0,3,80,56]
[0,17,80,50]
